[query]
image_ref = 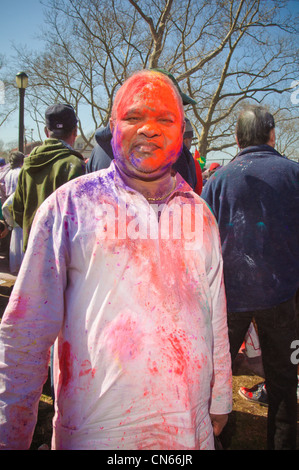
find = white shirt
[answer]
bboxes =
[0,162,232,450]
[4,167,21,197]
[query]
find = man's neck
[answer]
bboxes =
[60,139,74,150]
[116,164,176,202]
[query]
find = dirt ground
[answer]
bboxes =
[0,253,298,451]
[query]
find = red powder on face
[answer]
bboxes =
[111,71,184,178]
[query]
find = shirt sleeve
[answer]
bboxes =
[0,194,67,449]
[205,207,232,415]
[12,169,25,228]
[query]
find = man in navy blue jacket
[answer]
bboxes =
[202,105,299,450]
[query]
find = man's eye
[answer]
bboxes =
[126,116,140,122]
[159,118,174,124]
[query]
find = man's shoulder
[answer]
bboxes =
[54,165,113,198]
[58,146,85,163]
[238,145,297,165]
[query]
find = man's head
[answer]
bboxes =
[110,70,185,180]
[9,151,24,169]
[44,103,78,144]
[236,105,275,150]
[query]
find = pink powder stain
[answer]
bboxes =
[64,220,69,238]
[148,326,202,394]
[59,341,72,387]
[105,313,144,365]
[5,293,30,320]
[167,333,186,376]
[79,359,96,378]
[148,359,159,375]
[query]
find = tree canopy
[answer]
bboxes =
[3,0,299,159]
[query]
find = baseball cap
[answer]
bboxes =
[183,118,194,139]
[45,104,78,132]
[151,68,197,106]
[209,162,221,171]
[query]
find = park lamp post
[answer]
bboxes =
[15,72,28,153]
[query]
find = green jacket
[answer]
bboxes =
[13,138,86,251]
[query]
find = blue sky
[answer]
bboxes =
[0,0,45,145]
[0,0,45,56]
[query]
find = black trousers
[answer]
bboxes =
[228,295,298,450]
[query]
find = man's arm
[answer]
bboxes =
[0,196,67,449]
[205,206,232,432]
[210,413,228,436]
[12,169,25,228]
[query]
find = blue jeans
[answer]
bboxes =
[228,294,298,450]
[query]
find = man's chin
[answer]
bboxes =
[130,162,172,180]
[130,154,173,175]
[115,153,174,181]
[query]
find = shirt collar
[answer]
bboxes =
[110,160,193,202]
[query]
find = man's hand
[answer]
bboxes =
[210,413,228,436]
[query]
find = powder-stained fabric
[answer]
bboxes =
[0,162,232,450]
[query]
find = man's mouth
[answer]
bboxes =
[133,141,160,153]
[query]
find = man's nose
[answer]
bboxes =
[137,121,160,137]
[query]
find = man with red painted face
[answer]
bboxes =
[0,70,232,450]
[86,70,198,191]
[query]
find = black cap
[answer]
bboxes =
[45,104,78,132]
[151,68,197,106]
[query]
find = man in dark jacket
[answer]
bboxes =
[87,70,198,191]
[201,105,299,450]
[13,104,86,251]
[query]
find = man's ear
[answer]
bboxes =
[109,118,114,134]
[44,126,50,138]
[267,128,275,148]
[235,135,240,149]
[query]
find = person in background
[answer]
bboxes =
[0,159,10,206]
[2,151,25,274]
[0,159,12,256]
[12,104,85,251]
[0,69,232,450]
[202,162,222,186]
[201,105,299,450]
[183,118,202,195]
[4,151,24,198]
[183,117,194,151]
